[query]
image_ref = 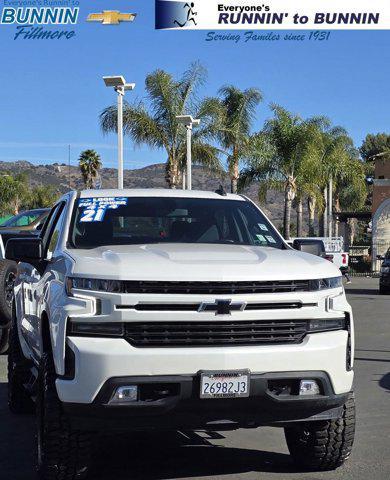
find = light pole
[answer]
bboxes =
[176,115,200,190]
[328,177,333,238]
[103,76,135,189]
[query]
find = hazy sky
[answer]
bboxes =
[0,0,389,170]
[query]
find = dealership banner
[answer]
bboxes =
[155,0,390,30]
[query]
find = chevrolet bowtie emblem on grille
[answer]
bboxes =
[87,11,137,25]
[198,299,247,315]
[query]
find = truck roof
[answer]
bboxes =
[78,188,245,201]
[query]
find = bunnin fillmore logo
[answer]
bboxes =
[156,0,198,30]
[0,2,80,40]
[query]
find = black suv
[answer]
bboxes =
[379,248,390,294]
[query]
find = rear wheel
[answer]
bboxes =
[284,392,355,471]
[0,260,17,322]
[8,315,35,414]
[0,261,17,354]
[0,327,10,354]
[37,353,93,480]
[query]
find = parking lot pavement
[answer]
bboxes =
[0,277,389,480]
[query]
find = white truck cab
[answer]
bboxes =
[6,189,355,480]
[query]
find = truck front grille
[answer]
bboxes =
[124,320,308,347]
[116,301,311,312]
[121,280,311,295]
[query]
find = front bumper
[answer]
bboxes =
[57,330,353,404]
[63,371,349,431]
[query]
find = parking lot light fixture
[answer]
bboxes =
[176,115,201,191]
[103,76,136,189]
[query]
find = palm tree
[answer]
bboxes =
[27,185,59,209]
[79,150,102,189]
[200,86,262,193]
[240,106,320,239]
[310,123,364,236]
[100,63,222,188]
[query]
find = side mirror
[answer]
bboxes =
[5,237,44,263]
[292,239,324,257]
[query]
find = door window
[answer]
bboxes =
[41,203,66,259]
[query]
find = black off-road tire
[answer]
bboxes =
[284,392,356,471]
[0,260,17,325]
[37,353,93,480]
[379,285,390,295]
[0,327,10,354]
[8,316,35,414]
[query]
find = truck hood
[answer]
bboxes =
[66,243,341,281]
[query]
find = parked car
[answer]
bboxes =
[6,189,355,478]
[0,208,50,353]
[291,236,349,273]
[378,248,390,294]
[292,238,327,257]
[0,208,49,233]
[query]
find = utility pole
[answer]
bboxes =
[68,144,71,189]
[323,187,328,237]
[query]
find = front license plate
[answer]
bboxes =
[200,371,250,399]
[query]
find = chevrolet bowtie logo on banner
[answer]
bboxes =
[155,0,390,30]
[87,11,137,25]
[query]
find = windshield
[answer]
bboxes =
[69,196,284,249]
[2,210,46,227]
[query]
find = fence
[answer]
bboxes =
[349,241,390,275]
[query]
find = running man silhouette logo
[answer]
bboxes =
[174,2,197,27]
[155,0,199,30]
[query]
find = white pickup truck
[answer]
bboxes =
[5,189,355,480]
[291,237,349,273]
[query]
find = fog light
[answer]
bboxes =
[299,380,320,396]
[109,386,138,404]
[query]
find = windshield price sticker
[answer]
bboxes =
[79,197,128,223]
[258,223,268,231]
[266,235,276,243]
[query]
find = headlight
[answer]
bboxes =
[69,322,124,337]
[66,277,122,296]
[381,266,390,274]
[309,277,343,291]
[308,317,345,332]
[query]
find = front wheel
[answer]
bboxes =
[37,353,93,480]
[284,392,355,471]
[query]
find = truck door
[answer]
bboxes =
[19,202,66,361]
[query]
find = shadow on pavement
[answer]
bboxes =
[91,431,296,479]
[356,349,390,354]
[355,357,390,363]
[0,381,299,479]
[345,288,381,296]
[379,373,390,392]
[0,383,36,480]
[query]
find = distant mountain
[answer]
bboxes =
[0,160,307,231]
